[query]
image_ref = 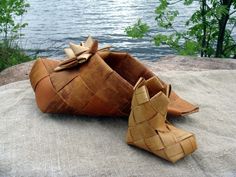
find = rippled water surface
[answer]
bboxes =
[21,0,235,60]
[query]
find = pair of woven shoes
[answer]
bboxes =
[29,36,198,163]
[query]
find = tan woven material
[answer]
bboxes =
[29,36,199,117]
[126,77,197,163]
[54,36,111,71]
[29,37,154,116]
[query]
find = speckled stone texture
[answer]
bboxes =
[0,70,236,177]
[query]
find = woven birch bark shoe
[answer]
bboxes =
[126,77,197,163]
[29,36,154,116]
[30,36,198,117]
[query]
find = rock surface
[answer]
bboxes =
[145,55,236,71]
[0,60,35,87]
[0,55,236,86]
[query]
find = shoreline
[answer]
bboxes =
[0,55,236,86]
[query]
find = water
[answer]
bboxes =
[20,0,235,60]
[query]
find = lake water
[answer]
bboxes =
[21,0,235,61]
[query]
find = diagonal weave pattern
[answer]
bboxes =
[29,36,199,117]
[126,77,197,163]
[29,52,154,116]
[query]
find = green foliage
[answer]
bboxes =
[0,41,33,71]
[125,0,236,58]
[0,0,32,71]
[0,0,29,40]
[125,19,149,38]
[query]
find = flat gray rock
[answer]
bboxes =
[0,70,236,177]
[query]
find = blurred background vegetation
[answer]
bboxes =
[126,0,236,58]
[0,0,33,71]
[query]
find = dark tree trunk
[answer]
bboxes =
[201,0,207,57]
[215,0,232,57]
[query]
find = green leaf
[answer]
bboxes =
[125,19,149,38]
[184,0,194,5]
[180,40,199,55]
[154,34,168,46]
[155,0,168,14]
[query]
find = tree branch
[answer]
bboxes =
[201,0,207,57]
[206,25,213,57]
[163,15,192,41]
[223,44,236,53]
[167,0,182,5]
[230,10,236,16]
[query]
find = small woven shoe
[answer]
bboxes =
[126,77,197,163]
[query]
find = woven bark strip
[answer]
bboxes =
[29,36,199,117]
[126,77,197,163]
